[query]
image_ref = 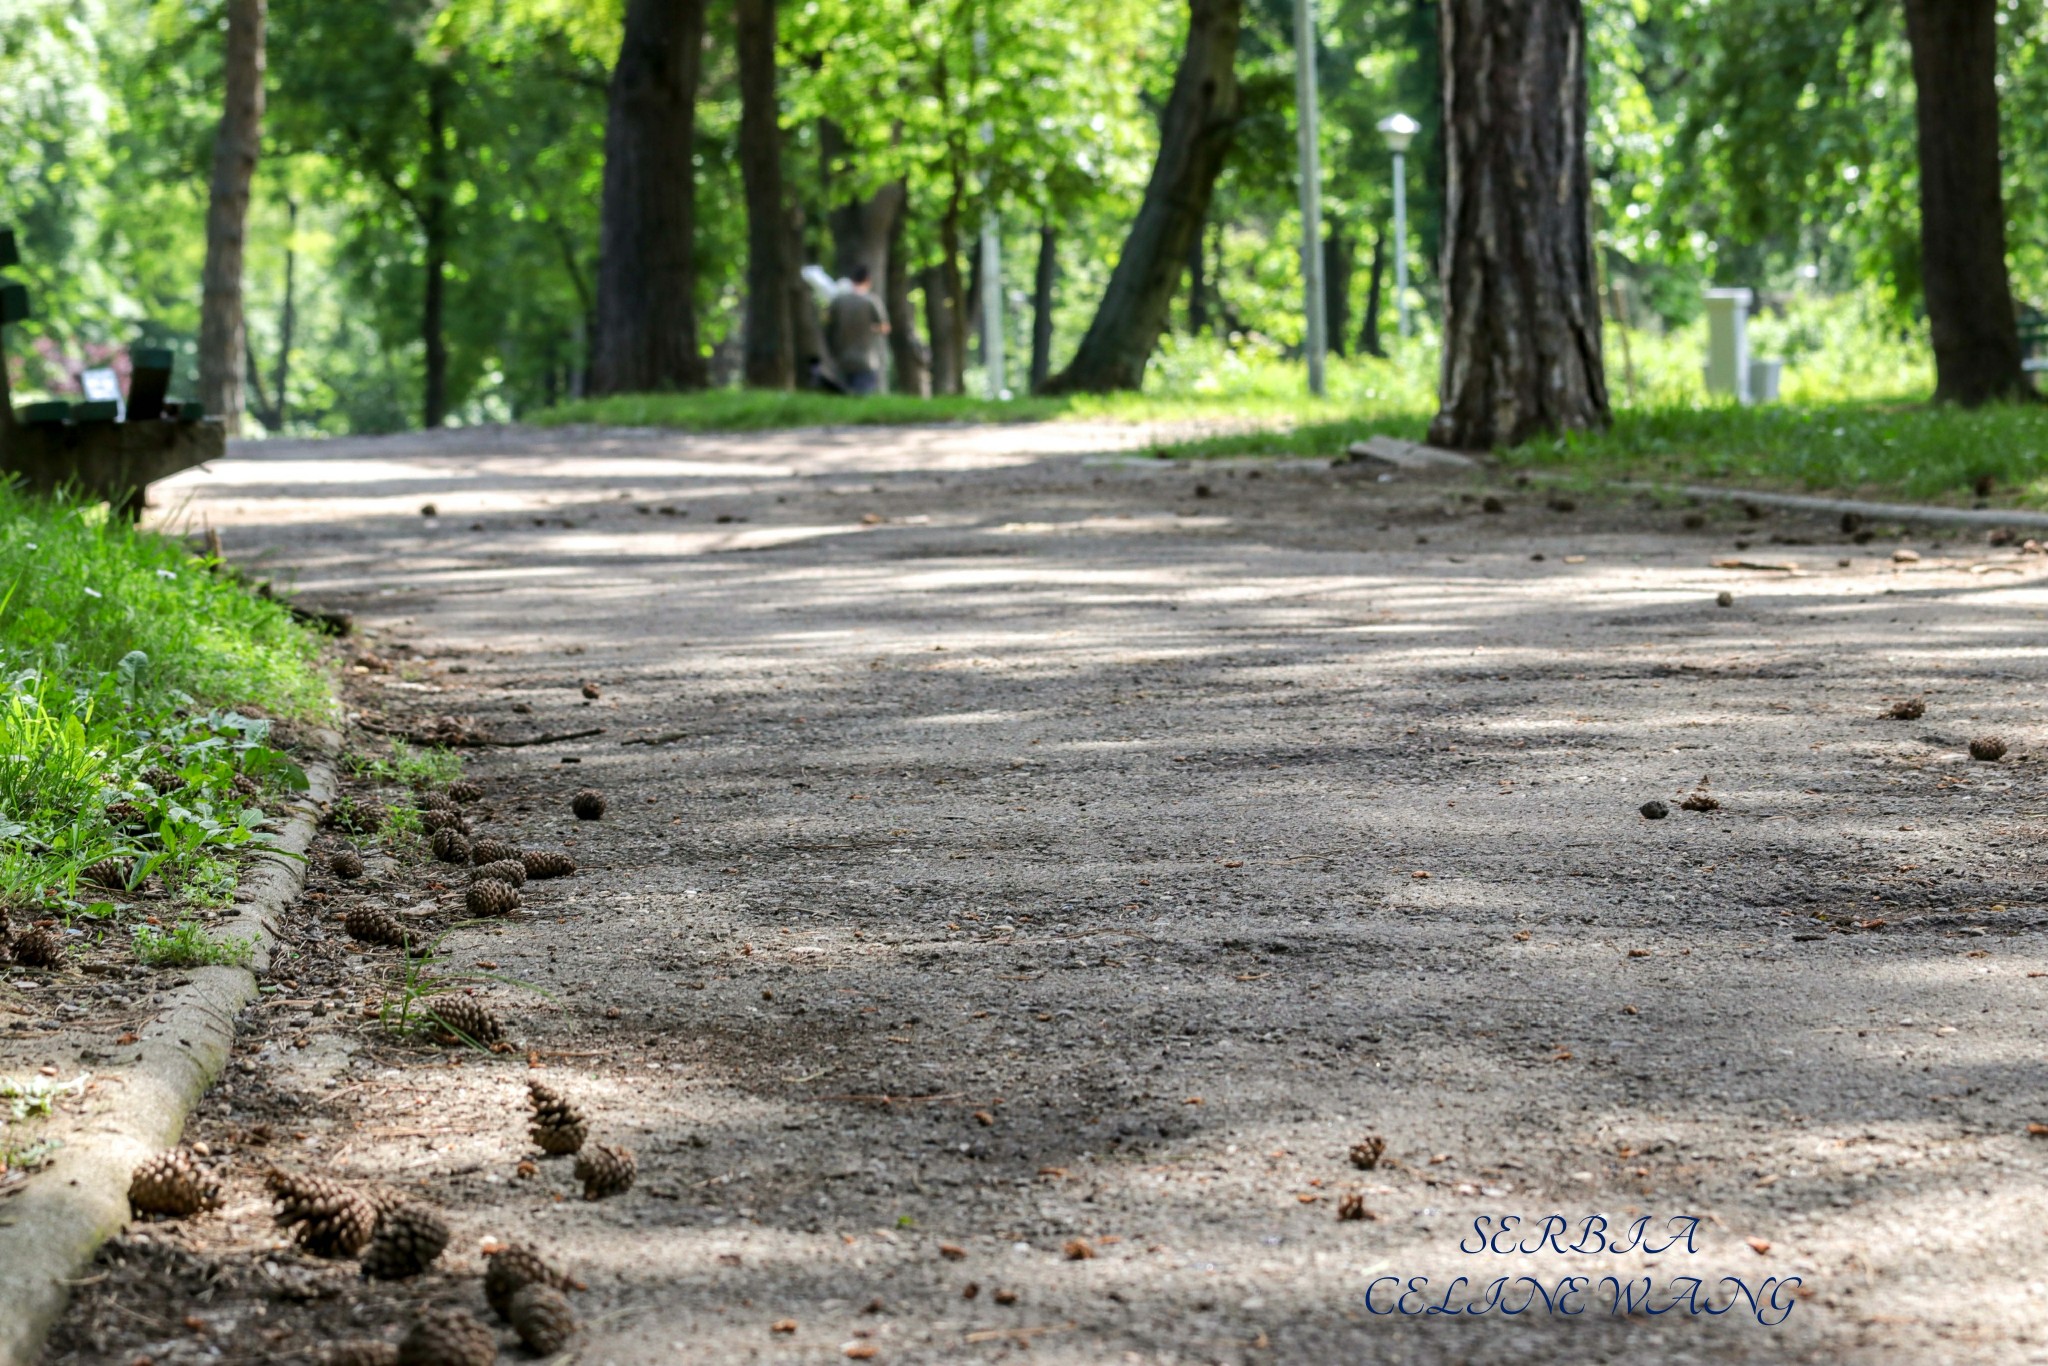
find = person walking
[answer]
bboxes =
[825,265,891,395]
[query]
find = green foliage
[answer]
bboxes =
[347,739,463,789]
[0,488,330,920]
[131,918,257,967]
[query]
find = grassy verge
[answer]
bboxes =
[0,486,335,955]
[1161,398,2048,507]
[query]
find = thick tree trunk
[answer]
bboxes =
[421,67,451,428]
[592,0,708,395]
[1030,224,1058,393]
[884,192,929,396]
[1185,224,1207,335]
[1429,0,1608,450]
[923,264,962,397]
[1902,0,2029,405]
[1323,226,1352,358]
[737,0,792,388]
[197,0,265,435]
[1041,0,1243,394]
[1359,225,1386,358]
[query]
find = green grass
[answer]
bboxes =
[1161,397,2048,506]
[0,485,331,930]
[132,919,258,968]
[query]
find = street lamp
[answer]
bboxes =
[1377,112,1419,339]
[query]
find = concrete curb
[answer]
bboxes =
[1656,483,2048,531]
[0,753,336,1366]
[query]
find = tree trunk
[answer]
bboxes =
[592,0,708,395]
[421,66,451,428]
[1041,0,1243,394]
[1359,224,1386,357]
[885,191,930,396]
[923,265,962,397]
[1323,225,1352,358]
[1902,0,2029,405]
[197,0,265,435]
[1030,224,1058,393]
[737,0,793,388]
[1429,0,1608,450]
[788,206,826,385]
[1185,223,1207,335]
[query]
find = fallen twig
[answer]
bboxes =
[491,727,606,748]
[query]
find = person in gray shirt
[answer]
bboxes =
[825,265,891,394]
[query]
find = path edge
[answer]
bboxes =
[0,742,339,1366]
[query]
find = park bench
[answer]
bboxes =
[0,225,222,519]
[2022,305,2046,374]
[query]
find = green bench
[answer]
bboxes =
[0,226,223,519]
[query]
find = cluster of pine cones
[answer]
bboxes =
[525,1080,636,1199]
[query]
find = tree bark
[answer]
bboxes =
[1902,0,2029,405]
[1359,224,1386,358]
[592,0,708,395]
[737,0,793,388]
[197,0,265,435]
[1185,223,1207,335]
[1030,224,1058,393]
[421,66,451,428]
[923,264,962,396]
[1041,0,1243,394]
[884,191,929,395]
[1429,0,1608,450]
[1323,225,1352,358]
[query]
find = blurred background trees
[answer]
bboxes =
[2,0,2042,433]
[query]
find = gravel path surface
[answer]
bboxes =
[50,422,2048,1365]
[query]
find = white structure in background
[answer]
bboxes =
[975,28,1006,399]
[1293,0,1326,397]
[1377,113,1420,339]
[1703,287,1782,404]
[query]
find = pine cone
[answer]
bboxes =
[1348,1135,1386,1171]
[484,1242,576,1319]
[324,1342,399,1366]
[0,906,11,954]
[574,1143,635,1200]
[267,1169,377,1258]
[128,1149,222,1217]
[466,879,521,917]
[527,1082,587,1156]
[509,1282,577,1353]
[397,1305,496,1366]
[104,799,147,830]
[469,837,519,866]
[425,995,503,1046]
[1884,697,1927,720]
[472,858,526,889]
[416,790,457,812]
[82,857,133,891]
[143,765,184,793]
[570,789,606,821]
[11,926,64,968]
[522,849,575,880]
[332,799,386,835]
[345,905,412,950]
[1336,1192,1375,1222]
[448,779,483,804]
[361,1198,451,1279]
[420,808,469,835]
[231,772,262,797]
[330,848,366,880]
[1971,735,2008,762]
[430,828,473,864]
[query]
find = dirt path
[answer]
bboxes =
[48,422,2048,1364]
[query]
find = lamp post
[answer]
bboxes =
[1377,112,1419,339]
[1293,0,1325,397]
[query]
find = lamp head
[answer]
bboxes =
[1377,113,1420,154]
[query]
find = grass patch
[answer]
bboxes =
[131,919,258,968]
[1162,397,2048,507]
[346,738,463,789]
[0,486,331,931]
